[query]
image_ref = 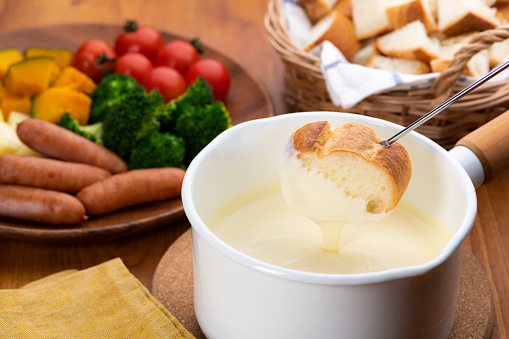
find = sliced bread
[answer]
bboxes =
[351,39,378,65]
[332,0,352,18]
[365,55,431,74]
[289,121,412,214]
[351,0,392,40]
[385,0,438,31]
[437,0,499,36]
[430,33,490,77]
[488,38,509,67]
[495,2,509,23]
[299,0,339,23]
[375,20,440,62]
[303,10,361,60]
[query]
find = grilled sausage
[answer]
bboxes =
[76,167,185,215]
[0,154,111,194]
[0,185,87,225]
[17,118,128,174]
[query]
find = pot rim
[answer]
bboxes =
[182,112,478,286]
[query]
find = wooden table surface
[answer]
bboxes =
[0,1,508,338]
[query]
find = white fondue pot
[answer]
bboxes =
[182,111,509,339]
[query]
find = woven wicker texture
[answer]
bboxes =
[265,0,509,148]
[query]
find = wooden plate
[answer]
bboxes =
[0,24,274,243]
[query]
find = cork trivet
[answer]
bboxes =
[151,228,495,339]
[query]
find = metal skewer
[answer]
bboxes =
[379,59,509,147]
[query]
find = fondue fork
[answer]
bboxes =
[379,59,509,147]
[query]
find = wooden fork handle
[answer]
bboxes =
[456,109,509,184]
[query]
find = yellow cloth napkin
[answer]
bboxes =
[0,258,195,339]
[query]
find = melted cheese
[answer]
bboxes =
[207,181,451,274]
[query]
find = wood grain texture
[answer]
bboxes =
[0,1,508,339]
[465,170,509,339]
[457,110,509,184]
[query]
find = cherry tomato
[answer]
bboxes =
[115,20,164,61]
[186,58,231,101]
[143,66,187,102]
[71,39,116,83]
[155,39,201,76]
[115,52,154,85]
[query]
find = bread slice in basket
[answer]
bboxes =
[296,0,504,79]
[488,38,509,68]
[351,0,391,40]
[299,0,338,23]
[438,0,498,36]
[430,33,490,77]
[366,55,431,74]
[375,20,440,63]
[304,10,360,60]
[385,0,437,31]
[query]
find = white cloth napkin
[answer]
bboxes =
[282,0,509,109]
[319,41,438,108]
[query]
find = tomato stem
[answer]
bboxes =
[191,38,204,54]
[95,53,117,64]
[123,20,138,32]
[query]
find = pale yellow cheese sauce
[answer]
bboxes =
[206,181,452,274]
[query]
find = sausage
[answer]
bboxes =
[16,118,128,174]
[0,154,112,194]
[0,185,87,225]
[76,167,185,215]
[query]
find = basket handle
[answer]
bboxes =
[431,24,509,107]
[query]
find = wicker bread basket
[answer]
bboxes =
[264,0,509,148]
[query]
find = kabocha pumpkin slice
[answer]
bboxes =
[24,47,73,69]
[0,48,23,78]
[52,66,97,94]
[0,87,31,120]
[32,87,91,125]
[3,56,59,97]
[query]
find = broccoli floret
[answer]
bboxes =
[154,101,178,134]
[56,113,104,144]
[89,74,145,123]
[128,132,186,170]
[102,90,164,158]
[177,77,214,107]
[153,77,230,165]
[156,77,214,133]
[173,100,231,165]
